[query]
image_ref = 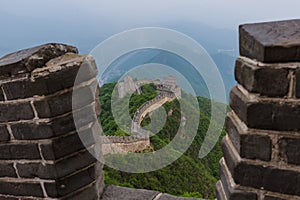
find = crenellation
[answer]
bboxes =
[0,43,78,78]
[0,43,103,199]
[218,20,300,199]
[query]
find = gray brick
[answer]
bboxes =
[0,143,40,160]
[0,163,17,177]
[45,164,97,197]
[1,61,88,100]
[11,122,53,140]
[41,129,95,160]
[222,136,300,196]
[239,19,300,63]
[34,91,72,118]
[279,137,300,165]
[0,102,34,122]
[10,113,84,140]
[235,58,289,97]
[0,43,77,78]
[0,182,43,197]
[230,86,300,131]
[16,163,56,179]
[226,112,272,161]
[219,159,257,200]
[17,149,96,179]
[34,83,96,119]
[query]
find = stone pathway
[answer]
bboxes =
[101,185,200,200]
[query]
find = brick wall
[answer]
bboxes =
[0,44,104,199]
[217,19,300,200]
[101,136,151,155]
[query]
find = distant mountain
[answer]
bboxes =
[100,48,236,101]
[163,21,238,55]
[0,14,238,98]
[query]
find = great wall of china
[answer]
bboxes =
[0,19,299,200]
[103,75,180,155]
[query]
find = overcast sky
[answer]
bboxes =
[0,0,300,54]
[1,0,300,27]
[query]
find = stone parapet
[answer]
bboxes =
[0,44,103,199]
[218,19,300,200]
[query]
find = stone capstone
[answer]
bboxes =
[240,19,300,63]
[0,43,78,77]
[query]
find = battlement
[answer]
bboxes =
[100,136,149,144]
[0,43,103,199]
[117,75,181,99]
[217,19,300,200]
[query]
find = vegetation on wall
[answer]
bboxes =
[99,82,226,199]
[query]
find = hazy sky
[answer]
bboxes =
[0,0,300,54]
[1,0,300,27]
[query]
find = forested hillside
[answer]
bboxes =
[99,82,226,199]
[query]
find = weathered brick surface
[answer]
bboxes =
[0,182,44,197]
[0,43,77,77]
[235,57,290,97]
[0,143,40,160]
[222,136,300,196]
[226,112,272,161]
[55,149,97,178]
[240,134,271,161]
[279,137,300,165]
[239,19,300,63]
[34,91,72,118]
[2,54,97,100]
[0,102,34,122]
[0,125,10,142]
[40,129,95,160]
[11,114,75,140]
[230,86,300,131]
[0,163,17,177]
[16,163,55,179]
[0,44,102,199]
[45,164,97,197]
[17,150,96,179]
[34,82,96,119]
[2,76,49,101]
[63,183,99,200]
[11,122,54,140]
[219,158,257,200]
